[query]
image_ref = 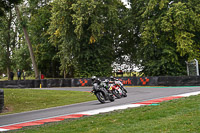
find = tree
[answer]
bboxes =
[129,0,200,76]
[0,0,22,16]
[0,0,23,79]
[0,8,17,79]
[29,4,60,78]
[122,0,149,66]
[0,0,40,79]
[48,0,127,77]
[15,5,39,79]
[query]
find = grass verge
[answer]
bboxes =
[14,94,200,133]
[1,89,96,115]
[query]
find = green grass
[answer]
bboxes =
[14,95,200,133]
[0,76,35,81]
[1,89,96,115]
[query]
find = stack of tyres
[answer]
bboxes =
[0,89,4,113]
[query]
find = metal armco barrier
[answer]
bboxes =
[0,76,200,88]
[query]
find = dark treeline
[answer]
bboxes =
[0,0,200,79]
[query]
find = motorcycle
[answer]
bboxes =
[115,80,127,97]
[108,80,127,98]
[91,81,115,103]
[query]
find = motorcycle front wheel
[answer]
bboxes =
[122,91,127,97]
[123,88,128,93]
[96,91,106,103]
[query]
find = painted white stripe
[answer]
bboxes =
[78,90,200,116]
[174,91,200,97]
[0,128,10,132]
[77,104,142,115]
[1,91,200,132]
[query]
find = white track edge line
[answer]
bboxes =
[1,90,200,132]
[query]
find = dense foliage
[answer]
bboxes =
[0,0,22,16]
[0,0,200,78]
[48,0,126,77]
[128,0,200,76]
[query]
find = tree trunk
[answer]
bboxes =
[15,5,39,79]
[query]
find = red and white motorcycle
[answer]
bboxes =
[108,80,127,98]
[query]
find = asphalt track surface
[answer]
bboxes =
[1,86,200,127]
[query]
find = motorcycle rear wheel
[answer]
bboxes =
[109,94,115,102]
[112,90,121,99]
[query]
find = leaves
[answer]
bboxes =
[1,0,200,77]
[47,0,126,77]
[132,0,200,76]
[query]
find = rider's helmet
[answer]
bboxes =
[110,76,115,81]
[91,76,97,82]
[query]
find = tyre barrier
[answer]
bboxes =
[0,89,4,113]
[0,76,200,88]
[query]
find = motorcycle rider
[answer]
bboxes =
[92,76,113,93]
[115,78,123,86]
[109,76,122,86]
[108,76,115,88]
[109,76,127,93]
[110,76,115,82]
[91,76,102,92]
[91,76,97,93]
[91,76,102,84]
